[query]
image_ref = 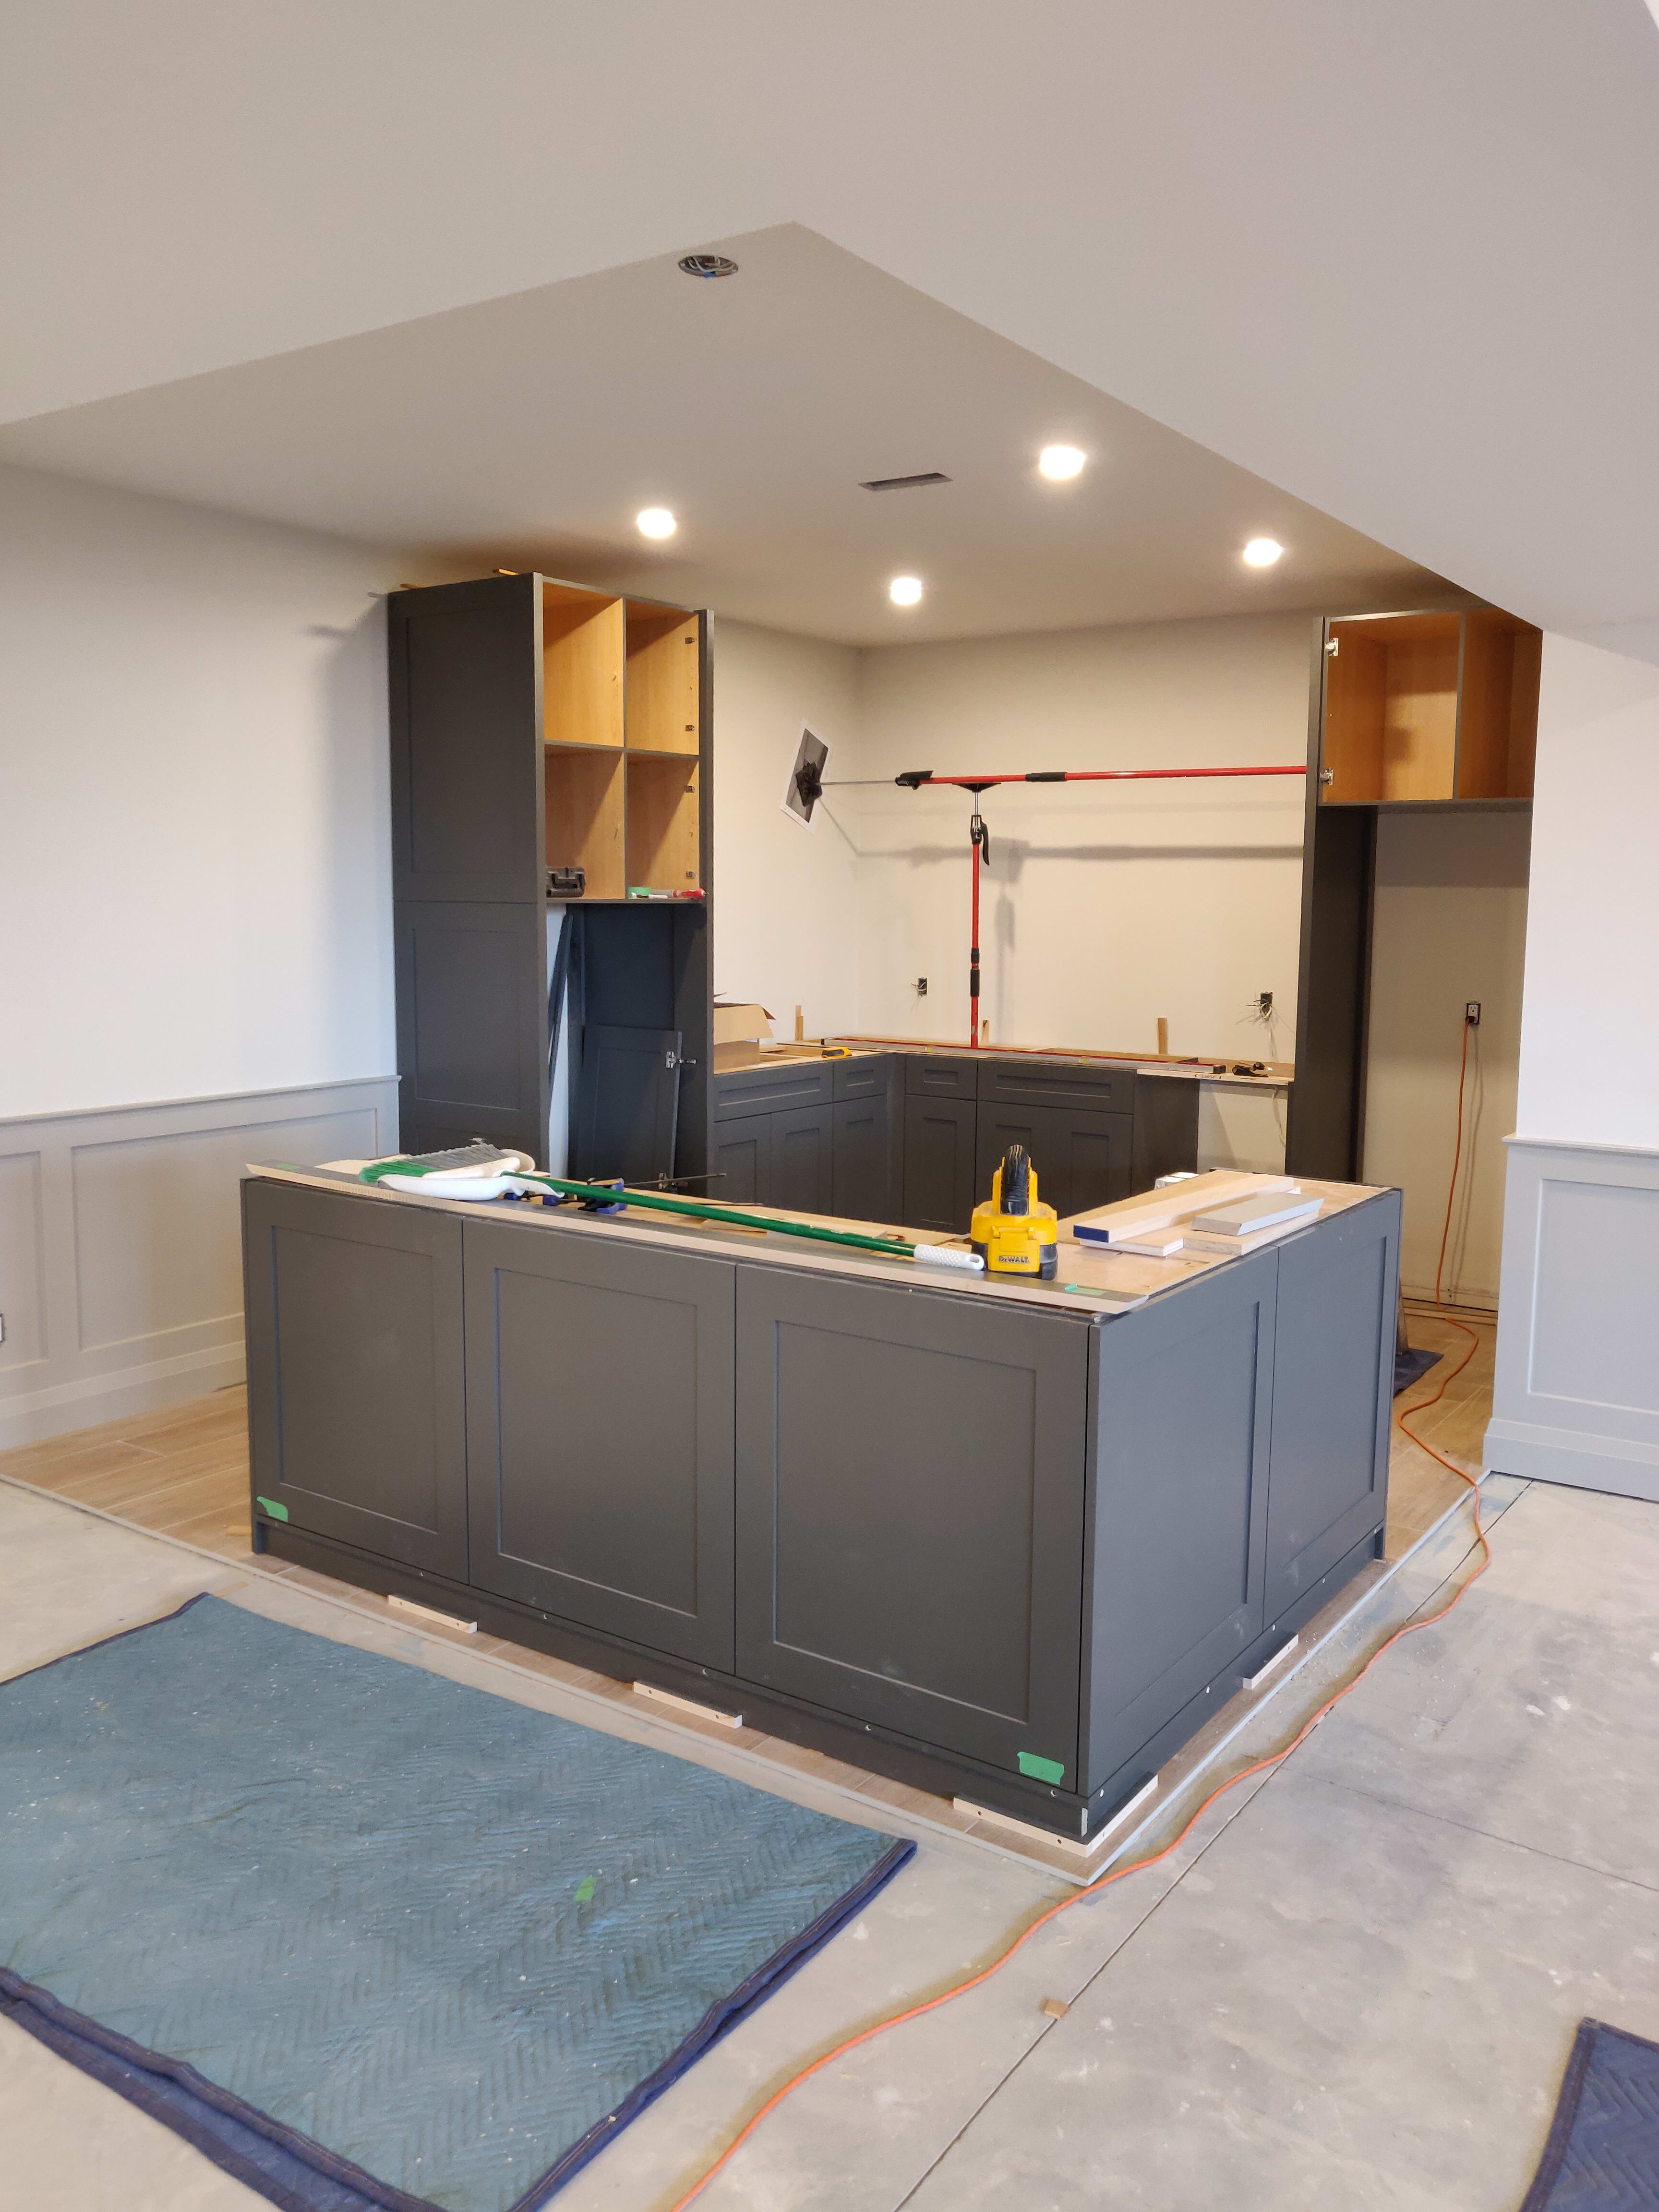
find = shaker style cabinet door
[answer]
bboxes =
[243,1180,469,1576]
[463,1218,736,1668]
[735,1267,1090,1787]
[1263,1192,1399,1619]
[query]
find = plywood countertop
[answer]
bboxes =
[249,1164,1382,1321]
[823,1035,1294,1083]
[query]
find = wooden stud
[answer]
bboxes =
[1156,1016,1169,1056]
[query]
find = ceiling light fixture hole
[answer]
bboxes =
[678,253,739,279]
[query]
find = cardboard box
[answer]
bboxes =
[713,1001,773,1070]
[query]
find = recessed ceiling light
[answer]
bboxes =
[1242,537,1284,566]
[678,253,738,279]
[889,575,924,607]
[1038,444,1087,481]
[637,508,677,540]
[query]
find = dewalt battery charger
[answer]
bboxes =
[970,1144,1059,1279]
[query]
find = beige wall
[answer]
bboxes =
[710,619,863,1037]
[0,464,433,1118]
[840,614,1311,1058]
[1363,812,1530,1308]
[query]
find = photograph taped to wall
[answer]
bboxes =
[781,724,829,829]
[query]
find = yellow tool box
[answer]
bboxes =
[970,1145,1059,1279]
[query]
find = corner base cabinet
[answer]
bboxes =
[244,1172,1400,1839]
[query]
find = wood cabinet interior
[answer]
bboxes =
[1322,607,1541,805]
[545,745,625,899]
[542,584,624,749]
[625,603,700,756]
[1323,613,1460,802]
[626,754,700,890]
[1456,611,1541,798]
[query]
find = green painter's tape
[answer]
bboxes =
[574,1877,596,1903]
[1018,1751,1066,1785]
[255,1496,289,1524]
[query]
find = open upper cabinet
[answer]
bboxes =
[541,580,705,896]
[1320,606,1541,805]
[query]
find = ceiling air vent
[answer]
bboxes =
[860,472,952,492]
[679,253,738,279]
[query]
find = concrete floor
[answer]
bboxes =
[2,1468,1655,2212]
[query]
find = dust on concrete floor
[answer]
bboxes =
[1,1437,1653,2210]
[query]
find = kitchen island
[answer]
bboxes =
[242,1161,1397,1841]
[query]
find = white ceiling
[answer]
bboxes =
[0,226,1446,644]
[4,1,1658,644]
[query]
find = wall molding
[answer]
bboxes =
[1486,1136,1659,1502]
[0,1078,398,1449]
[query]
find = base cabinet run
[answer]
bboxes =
[244,1176,1399,1837]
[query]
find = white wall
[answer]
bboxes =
[840,616,1310,1058]
[710,619,863,1037]
[1486,636,1659,1499]
[0,465,424,1118]
[1363,812,1529,1309]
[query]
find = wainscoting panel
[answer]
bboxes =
[0,1078,397,1447]
[1486,1136,1659,1500]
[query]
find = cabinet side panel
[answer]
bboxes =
[1263,1195,1398,1616]
[1083,1252,1275,1791]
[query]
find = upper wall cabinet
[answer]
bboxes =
[1319,607,1541,806]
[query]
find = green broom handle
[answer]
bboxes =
[358,1159,962,1265]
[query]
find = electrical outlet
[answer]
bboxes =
[1466,1001,1481,1025]
[916,977,928,996]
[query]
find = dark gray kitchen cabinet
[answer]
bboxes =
[462,1216,736,1669]
[832,1100,901,1224]
[1046,1106,1135,1214]
[974,1101,1133,1219]
[771,1102,836,1214]
[713,1112,772,1205]
[1262,1190,1400,1619]
[902,1095,979,1231]
[734,1266,1090,1784]
[243,1180,468,1576]
[1081,1250,1278,1791]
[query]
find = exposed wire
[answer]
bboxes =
[664,1049,1498,2211]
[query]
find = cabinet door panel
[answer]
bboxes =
[1050,1108,1134,1217]
[736,1269,1089,1783]
[464,1218,735,1667]
[1264,1194,1398,1617]
[243,1180,467,1575]
[832,1095,896,1223]
[902,1095,979,1232]
[390,576,540,904]
[713,1113,771,1205]
[1082,1253,1276,1791]
[395,900,547,1165]
[771,1103,835,1215]
[974,1105,1058,1214]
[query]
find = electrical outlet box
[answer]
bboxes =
[1466,1001,1481,1025]
[916,977,928,995]
[0,1313,5,1344]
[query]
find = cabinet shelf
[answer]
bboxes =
[625,752,700,891]
[542,583,623,750]
[625,602,701,756]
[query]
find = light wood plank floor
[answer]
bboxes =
[0,1303,1495,1880]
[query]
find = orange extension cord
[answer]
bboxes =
[665,1028,1493,2212]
